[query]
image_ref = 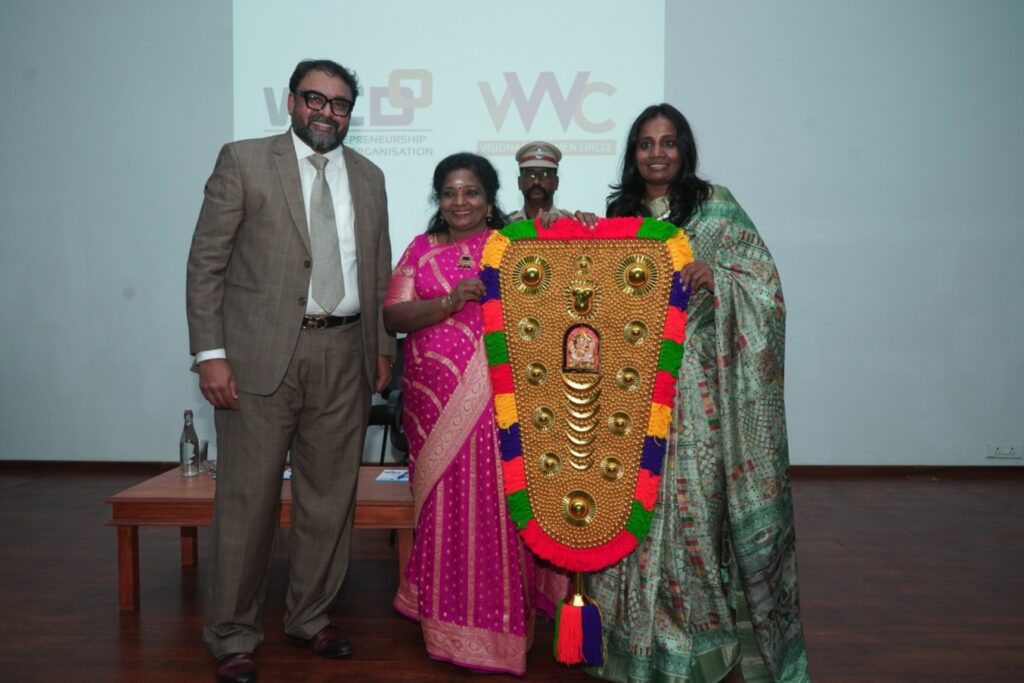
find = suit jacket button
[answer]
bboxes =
[304,260,311,268]
[298,296,307,305]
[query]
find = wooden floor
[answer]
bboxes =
[0,464,1022,682]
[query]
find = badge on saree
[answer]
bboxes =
[479,215,694,666]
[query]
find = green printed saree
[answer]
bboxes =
[587,187,810,683]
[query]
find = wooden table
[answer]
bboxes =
[106,465,414,613]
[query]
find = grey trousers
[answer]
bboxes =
[203,321,370,657]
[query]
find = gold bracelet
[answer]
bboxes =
[440,294,452,314]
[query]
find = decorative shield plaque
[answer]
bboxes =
[480,216,694,573]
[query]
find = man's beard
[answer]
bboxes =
[293,114,347,153]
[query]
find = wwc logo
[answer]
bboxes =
[478,72,616,133]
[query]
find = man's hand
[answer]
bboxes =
[536,210,561,228]
[376,355,393,394]
[573,210,599,228]
[680,260,714,294]
[537,209,599,229]
[198,358,239,411]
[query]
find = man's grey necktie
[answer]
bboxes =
[307,154,344,314]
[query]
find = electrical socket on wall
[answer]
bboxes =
[985,443,1023,461]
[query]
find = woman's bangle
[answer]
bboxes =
[440,294,452,314]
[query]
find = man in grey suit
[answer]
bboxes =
[186,59,394,683]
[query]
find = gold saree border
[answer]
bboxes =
[420,616,529,675]
[412,347,491,523]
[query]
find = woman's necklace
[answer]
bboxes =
[448,230,478,269]
[648,194,671,221]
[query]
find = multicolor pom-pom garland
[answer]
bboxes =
[480,216,694,573]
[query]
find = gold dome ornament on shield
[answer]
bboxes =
[608,411,632,436]
[526,362,548,386]
[624,320,649,345]
[539,451,561,477]
[616,254,659,296]
[532,406,555,431]
[480,214,695,666]
[517,317,541,341]
[575,254,594,276]
[600,456,624,481]
[513,255,551,295]
[616,367,641,392]
[563,490,597,527]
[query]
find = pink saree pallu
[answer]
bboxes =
[387,230,564,676]
[480,216,694,666]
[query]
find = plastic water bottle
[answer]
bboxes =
[180,409,200,477]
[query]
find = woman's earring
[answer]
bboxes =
[486,206,493,221]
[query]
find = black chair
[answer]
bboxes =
[367,338,407,464]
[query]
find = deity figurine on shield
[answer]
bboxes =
[564,325,599,372]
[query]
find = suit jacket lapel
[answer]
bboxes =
[273,132,311,254]
[344,146,371,284]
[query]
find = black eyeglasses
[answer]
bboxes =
[296,89,353,117]
[522,169,556,179]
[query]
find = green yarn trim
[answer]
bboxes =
[656,339,683,375]
[624,500,653,541]
[637,218,678,242]
[507,489,534,530]
[501,221,539,241]
[484,331,509,365]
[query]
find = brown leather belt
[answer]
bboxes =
[301,313,361,329]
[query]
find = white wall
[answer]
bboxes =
[0,0,231,460]
[1,0,1021,464]
[666,0,1024,464]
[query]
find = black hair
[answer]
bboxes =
[606,103,712,225]
[288,59,360,109]
[425,153,507,235]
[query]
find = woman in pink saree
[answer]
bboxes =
[383,153,564,675]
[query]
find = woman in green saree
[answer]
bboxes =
[586,104,811,683]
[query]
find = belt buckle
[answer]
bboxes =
[305,315,329,330]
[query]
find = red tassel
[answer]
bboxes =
[555,600,584,665]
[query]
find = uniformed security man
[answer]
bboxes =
[505,141,573,222]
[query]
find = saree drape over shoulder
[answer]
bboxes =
[587,187,810,683]
[386,231,564,675]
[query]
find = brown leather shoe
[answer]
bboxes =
[307,623,352,658]
[215,652,256,683]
